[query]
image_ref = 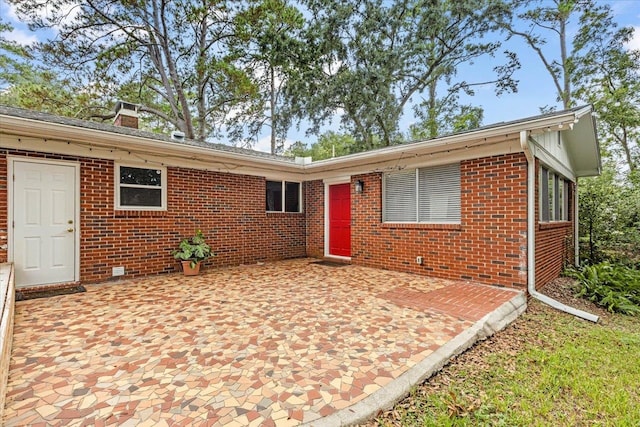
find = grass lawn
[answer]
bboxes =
[363,279,640,426]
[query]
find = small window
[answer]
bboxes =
[540,166,569,222]
[383,163,461,223]
[116,164,166,210]
[266,180,301,212]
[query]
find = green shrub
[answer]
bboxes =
[565,263,640,316]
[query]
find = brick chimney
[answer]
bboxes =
[113,101,139,129]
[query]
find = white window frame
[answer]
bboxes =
[115,163,167,211]
[383,163,461,224]
[266,180,303,213]
[540,166,569,222]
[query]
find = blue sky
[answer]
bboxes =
[1,0,639,153]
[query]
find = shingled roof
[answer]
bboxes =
[0,105,294,163]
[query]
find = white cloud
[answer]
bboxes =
[252,135,297,154]
[1,0,21,22]
[1,0,80,32]
[2,27,38,45]
[626,26,640,51]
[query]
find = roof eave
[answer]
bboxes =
[0,113,301,173]
[563,109,602,178]
[303,110,584,173]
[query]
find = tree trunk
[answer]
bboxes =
[428,79,438,138]
[619,128,636,172]
[270,65,277,154]
[559,17,571,109]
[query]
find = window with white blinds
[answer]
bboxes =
[383,163,461,223]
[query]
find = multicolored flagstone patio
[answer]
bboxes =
[3,259,524,426]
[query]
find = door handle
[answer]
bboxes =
[67,228,74,232]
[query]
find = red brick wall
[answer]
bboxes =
[305,180,325,258]
[535,160,575,288]
[1,150,306,283]
[348,154,529,288]
[1,148,576,289]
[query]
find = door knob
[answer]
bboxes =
[67,228,74,232]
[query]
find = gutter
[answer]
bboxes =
[520,130,599,323]
[0,114,301,172]
[304,110,584,172]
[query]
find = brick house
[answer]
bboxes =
[0,104,600,293]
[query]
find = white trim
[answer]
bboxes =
[1,106,599,179]
[520,131,598,322]
[529,137,576,181]
[322,175,352,185]
[265,180,303,213]
[0,133,307,182]
[539,165,570,223]
[7,156,81,286]
[114,162,167,211]
[324,178,351,259]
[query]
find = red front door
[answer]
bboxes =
[329,183,351,257]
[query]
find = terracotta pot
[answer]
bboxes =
[181,260,202,276]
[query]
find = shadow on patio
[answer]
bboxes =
[3,258,525,426]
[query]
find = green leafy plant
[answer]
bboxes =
[565,262,640,315]
[172,230,213,268]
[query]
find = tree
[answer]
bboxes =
[291,0,518,151]
[506,1,640,263]
[572,11,640,172]
[579,164,640,265]
[0,18,105,118]
[509,0,639,171]
[9,0,256,141]
[506,0,590,109]
[0,18,31,89]
[409,79,484,140]
[232,0,306,153]
[285,131,355,160]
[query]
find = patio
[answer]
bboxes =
[3,259,525,426]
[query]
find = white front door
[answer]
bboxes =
[12,160,77,286]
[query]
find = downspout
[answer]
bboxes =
[575,183,580,267]
[520,131,599,323]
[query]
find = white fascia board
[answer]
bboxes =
[0,115,305,180]
[1,108,588,180]
[304,137,521,181]
[302,111,581,174]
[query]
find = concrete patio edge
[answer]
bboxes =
[304,291,528,427]
[0,263,15,423]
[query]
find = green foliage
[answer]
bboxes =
[510,0,639,173]
[7,0,258,141]
[410,99,484,141]
[579,164,640,265]
[373,301,640,426]
[291,0,517,150]
[230,0,307,153]
[0,18,33,89]
[566,263,640,315]
[507,0,593,109]
[172,230,213,268]
[573,15,640,172]
[285,131,356,160]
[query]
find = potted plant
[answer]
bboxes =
[173,230,213,276]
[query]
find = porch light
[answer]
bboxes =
[355,180,364,194]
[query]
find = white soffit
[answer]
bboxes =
[0,105,600,179]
